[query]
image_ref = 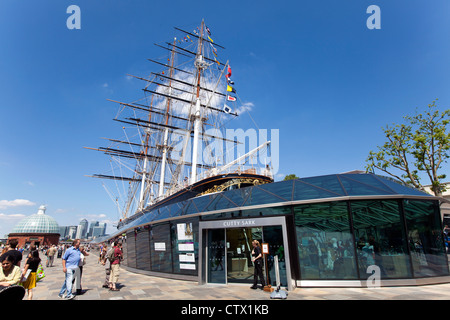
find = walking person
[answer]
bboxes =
[250,240,266,290]
[99,243,106,264]
[57,245,63,259]
[100,243,112,288]
[58,239,81,300]
[21,249,41,300]
[109,242,123,291]
[74,245,90,295]
[46,245,57,267]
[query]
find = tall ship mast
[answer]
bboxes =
[86,20,273,229]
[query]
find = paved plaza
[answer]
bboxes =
[26,249,450,301]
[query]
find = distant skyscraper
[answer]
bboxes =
[76,219,89,239]
[68,226,77,239]
[59,226,69,238]
[99,222,106,236]
[88,221,99,239]
[92,222,107,239]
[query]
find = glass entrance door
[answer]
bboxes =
[226,227,262,284]
[207,228,226,284]
[207,225,288,286]
[201,216,293,290]
[263,226,287,287]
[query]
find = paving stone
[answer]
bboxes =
[27,250,450,300]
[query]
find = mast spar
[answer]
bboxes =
[191,19,206,185]
[138,94,153,211]
[158,37,177,198]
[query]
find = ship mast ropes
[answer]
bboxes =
[86,20,263,223]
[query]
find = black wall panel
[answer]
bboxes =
[126,230,136,268]
[136,227,151,271]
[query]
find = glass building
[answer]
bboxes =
[8,205,60,247]
[93,173,450,288]
[11,205,60,234]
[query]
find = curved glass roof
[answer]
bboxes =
[11,205,60,234]
[97,173,433,242]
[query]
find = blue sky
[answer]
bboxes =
[0,0,449,237]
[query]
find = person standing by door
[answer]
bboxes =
[250,240,266,290]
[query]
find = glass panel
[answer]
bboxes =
[373,175,433,197]
[207,193,240,211]
[207,229,226,284]
[294,202,358,280]
[200,211,233,221]
[243,186,288,207]
[226,227,262,284]
[182,201,198,216]
[169,202,185,218]
[192,194,215,212]
[256,180,294,201]
[404,200,449,277]
[263,226,287,287]
[223,188,250,207]
[351,200,412,279]
[301,174,346,196]
[292,180,341,201]
[136,211,155,225]
[339,176,381,196]
[341,174,395,195]
[242,206,292,218]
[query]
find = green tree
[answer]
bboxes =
[365,100,450,196]
[283,174,299,181]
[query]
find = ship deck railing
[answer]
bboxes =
[116,165,273,230]
[164,165,273,198]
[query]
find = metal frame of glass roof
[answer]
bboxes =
[94,173,436,242]
[11,213,60,234]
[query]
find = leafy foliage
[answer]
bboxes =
[366,100,450,196]
[283,174,299,181]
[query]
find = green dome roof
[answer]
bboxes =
[11,205,60,234]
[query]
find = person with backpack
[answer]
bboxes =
[108,242,123,291]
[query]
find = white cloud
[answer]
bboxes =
[102,83,109,88]
[82,213,107,220]
[0,213,26,220]
[235,102,254,115]
[0,199,36,210]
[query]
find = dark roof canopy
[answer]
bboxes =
[96,173,433,242]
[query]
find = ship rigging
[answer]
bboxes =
[85,20,273,228]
